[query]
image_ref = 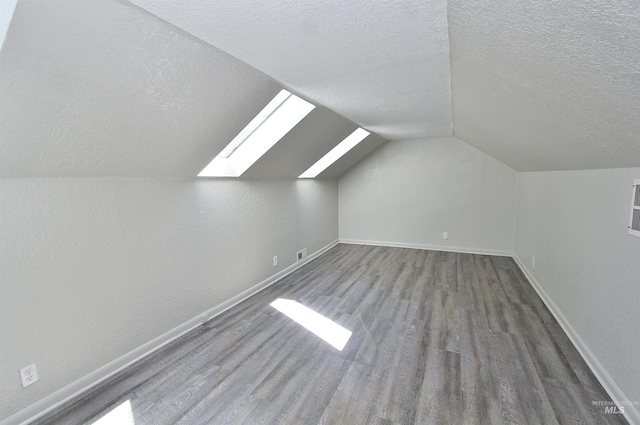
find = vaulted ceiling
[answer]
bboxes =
[449,0,640,171]
[0,0,386,179]
[128,0,454,142]
[1,0,639,177]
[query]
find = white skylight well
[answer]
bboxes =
[198,90,315,177]
[299,128,370,178]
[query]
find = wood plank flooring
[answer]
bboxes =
[33,244,628,425]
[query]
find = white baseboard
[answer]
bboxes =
[339,238,513,257]
[1,240,339,425]
[513,254,639,425]
[8,240,635,425]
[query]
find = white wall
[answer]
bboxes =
[515,169,640,419]
[338,137,517,255]
[338,136,640,421]
[0,177,338,421]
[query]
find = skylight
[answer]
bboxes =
[198,90,315,177]
[299,128,370,178]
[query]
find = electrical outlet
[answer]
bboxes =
[273,256,278,267]
[532,257,536,269]
[442,232,448,240]
[20,363,38,388]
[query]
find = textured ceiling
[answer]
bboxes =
[3,0,639,177]
[0,0,385,178]
[128,0,453,141]
[448,0,640,171]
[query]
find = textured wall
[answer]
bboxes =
[338,137,517,254]
[0,0,344,420]
[0,178,338,419]
[0,0,283,178]
[515,168,640,412]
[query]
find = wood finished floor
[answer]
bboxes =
[34,244,628,425]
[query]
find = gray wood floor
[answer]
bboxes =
[34,244,628,425]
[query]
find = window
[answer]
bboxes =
[299,128,370,178]
[198,90,315,177]
[629,179,640,237]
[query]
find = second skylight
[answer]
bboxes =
[299,128,370,178]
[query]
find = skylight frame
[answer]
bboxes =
[217,90,291,159]
[299,128,370,178]
[198,89,315,178]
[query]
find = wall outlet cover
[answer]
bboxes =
[20,363,38,388]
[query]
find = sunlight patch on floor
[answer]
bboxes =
[91,399,135,425]
[270,298,352,350]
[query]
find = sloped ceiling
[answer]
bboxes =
[2,0,639,176]
[449,0,640,171]
[115,0,454,141]
[131,0,640,172]
[0,0,385,178]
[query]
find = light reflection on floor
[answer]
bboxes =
[90,399,135,425]
[270,298,352,350]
